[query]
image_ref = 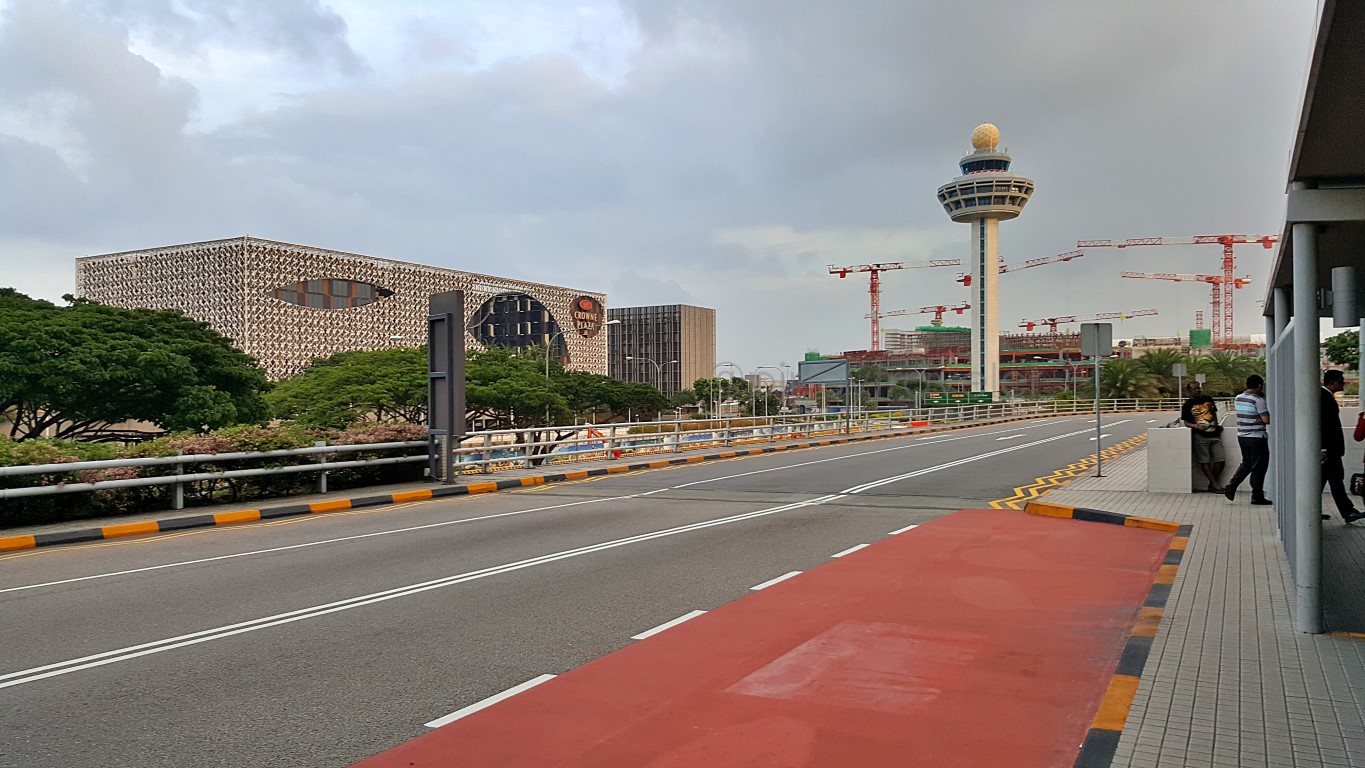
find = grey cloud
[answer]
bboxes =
[71,0,366,75]
[0,0,1320,369]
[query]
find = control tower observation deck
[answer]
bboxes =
[936,123,1034,395]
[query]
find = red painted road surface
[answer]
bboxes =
[355,509,1172,767]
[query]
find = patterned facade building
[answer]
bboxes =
[75,237,608,380]
[606,304,716,396]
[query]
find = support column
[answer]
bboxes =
[1291,214,1322,634]
[1273,287,1290,340]
[983,218,1001,396]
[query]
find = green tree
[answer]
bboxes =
[266,347,428,429]
[1095,359,1161,399]
[1193,351,1262,397]
[1323,330,1359,370]
[1135,349,1187,397]
[0,289,268,441]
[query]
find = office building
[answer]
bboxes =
[606,305,716,396]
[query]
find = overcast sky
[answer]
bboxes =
[0,0,1324,373]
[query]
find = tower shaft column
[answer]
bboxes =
[971,218,1001,394]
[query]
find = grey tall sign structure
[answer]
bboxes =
[428,291,466,483]
[1081,323,1112,477]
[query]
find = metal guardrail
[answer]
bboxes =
[0,398,1184,505]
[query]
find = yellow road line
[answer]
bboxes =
[989,434,1148,510]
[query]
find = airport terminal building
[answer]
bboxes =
[75,237,608,379]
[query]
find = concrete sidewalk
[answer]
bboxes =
[1043,448,1365,768]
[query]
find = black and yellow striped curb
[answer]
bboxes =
[1023,500,1190,768]
[0,411,1152,553]
[989,433,1148,510]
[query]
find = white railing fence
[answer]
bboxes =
[1,398,1183,506]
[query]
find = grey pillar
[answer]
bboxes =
[1273,287,1290,341]
[1291,215,1322,634]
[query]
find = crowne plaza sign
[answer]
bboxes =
[571,296,605,338]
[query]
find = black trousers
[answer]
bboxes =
[1228,436,1269,499]
[1322,454,1359,517]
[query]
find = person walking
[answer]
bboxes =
[1180,382,1225,492]
[1319,370,1363,523]
[1225,374,1272,505]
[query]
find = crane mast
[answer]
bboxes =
[829,260,960,350]
[1078,235,1276,344]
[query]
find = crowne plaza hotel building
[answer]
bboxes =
[75,237,608,380]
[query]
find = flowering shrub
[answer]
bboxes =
[0,423,427,528]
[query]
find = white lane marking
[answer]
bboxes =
[6,418,1099,592]
[631,610,706,640]
[888,524,919,535]
[424,674,556,728]
[914,420,1059,443]
[1089,434,1112,440]
[830,543,869,558]
[750,571,802,590]
[0,491,666,595]
[0,495,843,690]
[995,434,1024,441]
[1147,419,1157,423]
[839,422,1128,495]
[0,419,1145,687]
[672,420,1087,490]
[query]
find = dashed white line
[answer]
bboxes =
[750,571,802,590]
[995,434,1024,441]
[631,610,707,640]
[1089,434,1112,441]
[424,674,556,728]
[888,524,919,535]
[830,543,870,558]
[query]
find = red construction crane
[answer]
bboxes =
[830,260,960,350]
[956,249,1084,287]
[1076,235,1277,343]
[1019,308,1158,334]
[867,302,971,327]
[1120,272,1253,342]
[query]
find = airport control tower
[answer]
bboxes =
[936,123,1034,395]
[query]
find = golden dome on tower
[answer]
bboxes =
[970,123,1000,151]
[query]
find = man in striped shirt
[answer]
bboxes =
[1225,375,1272,505]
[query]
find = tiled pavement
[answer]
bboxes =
[1045,449,1365,768]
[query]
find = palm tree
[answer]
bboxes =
[1098,359,1162,399]
[1136,349,1187,397]
[1199,351,1260,397]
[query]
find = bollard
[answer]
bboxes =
[172,450,185,510]
[315,440,328,493]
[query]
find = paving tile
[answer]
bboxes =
[1046,447,1365,768]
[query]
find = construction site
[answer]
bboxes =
[800,125,1278,404]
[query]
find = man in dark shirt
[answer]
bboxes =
[1180,383,1225,493]
[1320,370,1363,523]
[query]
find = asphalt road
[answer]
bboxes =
[0,414,1163,767]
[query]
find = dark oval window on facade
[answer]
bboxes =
[272,279,393,309]
[468,292,567,361]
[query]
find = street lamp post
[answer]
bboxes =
[716,362,748,416]
[627,356,678,420]
[545,319,619,424]
[907,367,931,411]
[756,366,785,418]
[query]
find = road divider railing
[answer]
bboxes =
[1,398,1182,508]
